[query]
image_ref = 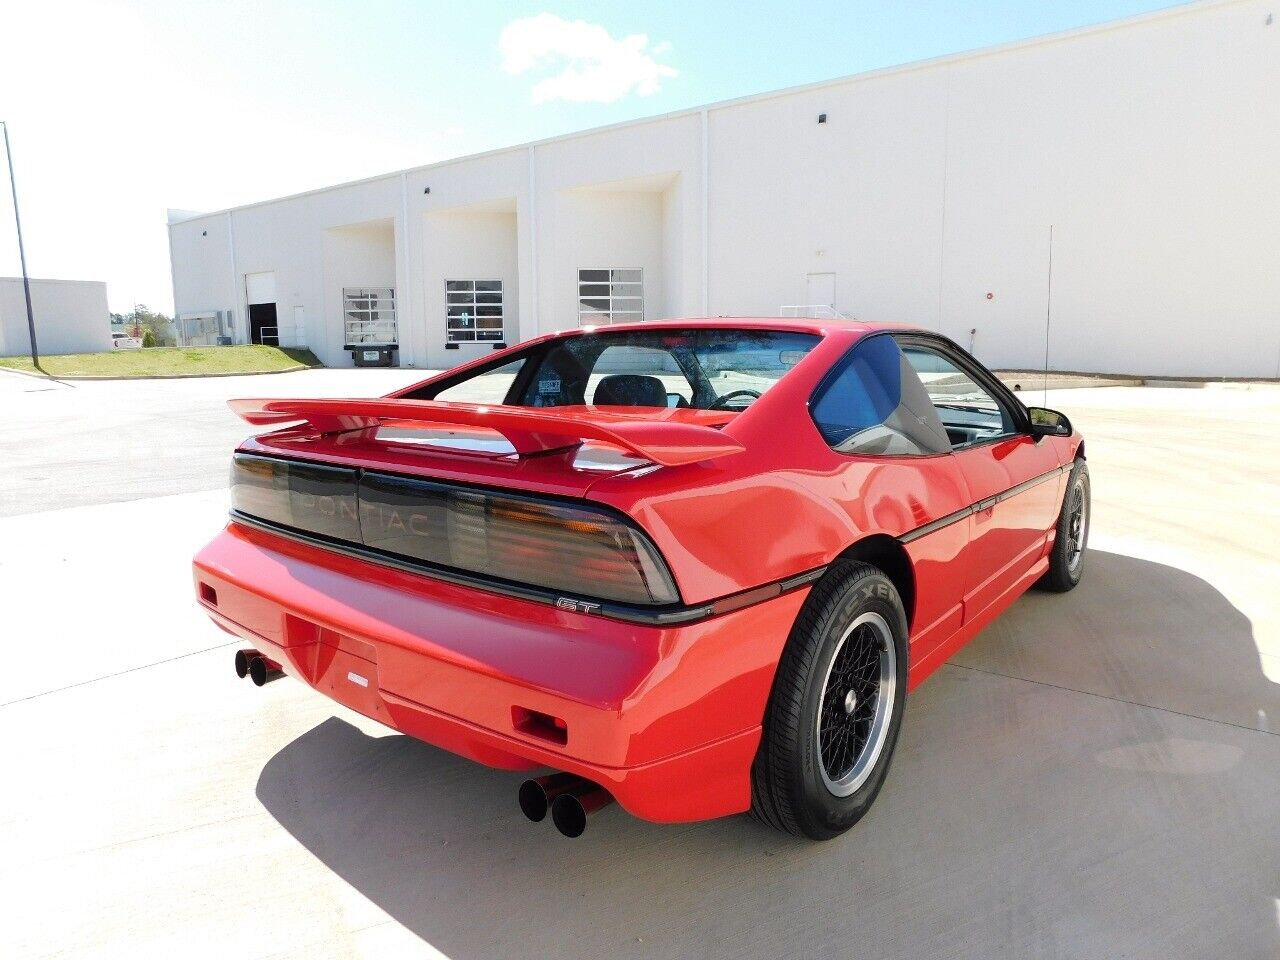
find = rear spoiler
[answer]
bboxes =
[228,398,745,467]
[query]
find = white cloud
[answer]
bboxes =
[499,13,677,104]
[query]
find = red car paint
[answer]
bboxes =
[194,317,1082,823]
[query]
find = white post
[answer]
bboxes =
[398,171,415,367]
[226,210,240,344]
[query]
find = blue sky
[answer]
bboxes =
[0,0,1183,314]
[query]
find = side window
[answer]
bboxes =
[427,358,527,404]
[899,345,1016,448]
[810,334,952,455]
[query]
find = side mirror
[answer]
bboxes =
[1027,406,1072,438]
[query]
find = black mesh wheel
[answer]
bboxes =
[751,561,908,840]
[1038,459,1090,593]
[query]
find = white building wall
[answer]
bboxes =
[321,221,396,366]
[555,187,665,321]
[420,206,519,369]
[935,0,1280,374]
[169,213,236,338]
[0,278,110,357]
[708,69,950,331]
[168,0,1280,377]
[661,175,690,320]
[532,113,704,331]
[407,148,530,368]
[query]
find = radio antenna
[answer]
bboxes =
[1042,224,1055,405]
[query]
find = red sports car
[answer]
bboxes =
[195,318,1088,840]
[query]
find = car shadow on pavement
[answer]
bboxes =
[255,551,1280,960]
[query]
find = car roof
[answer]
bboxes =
[548,316,916,338]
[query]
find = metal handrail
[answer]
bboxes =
[779,304,856,319]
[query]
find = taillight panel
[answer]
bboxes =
[229,453,680,607]
[230,454,360,542]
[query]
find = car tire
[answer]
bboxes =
[1037,459,1090,593]
[750,561,909,840]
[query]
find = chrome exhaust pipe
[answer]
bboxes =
[234,649,259,679]
[248,655,284,687]
[518,772,584,823]
[550,781,615,838]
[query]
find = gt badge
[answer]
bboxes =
[556,597,601,615]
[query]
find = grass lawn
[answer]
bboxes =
[0,345,321,378]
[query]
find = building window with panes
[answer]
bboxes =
[342,288,397,346]
[578,269,643,325]
[446,280,505,343]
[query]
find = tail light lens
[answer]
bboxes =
[230,454,679,607]
[358,472,679,606]
[230,455,360,541]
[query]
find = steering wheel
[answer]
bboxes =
[709,389,763,410]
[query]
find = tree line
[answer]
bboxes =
[110,305,175,348]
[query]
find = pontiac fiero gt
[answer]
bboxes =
[195,318,1088,840]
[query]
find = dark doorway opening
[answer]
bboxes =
[248,303,279,345]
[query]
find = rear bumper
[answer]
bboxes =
[194,521,808,823]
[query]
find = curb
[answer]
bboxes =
[0,364,316,382]
[997,369,1280,386]
[1144,378,1280,391]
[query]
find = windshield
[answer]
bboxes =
[512,329,820,411]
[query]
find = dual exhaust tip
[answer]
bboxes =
[519,772,614,838]
[234,649,284,687]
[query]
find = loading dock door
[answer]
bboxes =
[245,272,278,345]
[248,303,279,345]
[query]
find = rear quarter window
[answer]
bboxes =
[810,334,952,456]
[420,357,527,404]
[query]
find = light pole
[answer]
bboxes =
[1,121,38,366]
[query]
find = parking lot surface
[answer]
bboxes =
[1,369,1277,959]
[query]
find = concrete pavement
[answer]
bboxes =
[0,367,426,516]
[0,371,1277,959]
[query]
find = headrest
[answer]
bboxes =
[593,374,668,407]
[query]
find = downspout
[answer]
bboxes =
[527,145,539,339]
[399,171,414,366]
[701,108,709,317]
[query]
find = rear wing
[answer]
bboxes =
[228,398,745,467]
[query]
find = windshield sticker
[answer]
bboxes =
[539,378,562,395]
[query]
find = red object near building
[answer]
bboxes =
[195,318,1088,840]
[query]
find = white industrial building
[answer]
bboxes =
[167,0,1280,377]
[0,277,110,357]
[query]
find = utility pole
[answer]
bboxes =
[1,121,38,365]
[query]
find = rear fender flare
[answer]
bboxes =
[831,534,916,634]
